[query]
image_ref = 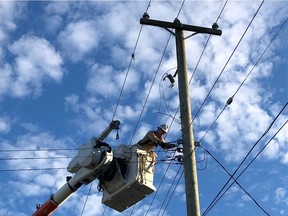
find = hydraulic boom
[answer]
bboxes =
[32,120,120,216]
[32,119,158,215]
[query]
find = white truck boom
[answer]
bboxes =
[32,120,157,215]
[32,120,120,216]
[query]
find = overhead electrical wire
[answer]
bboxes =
[188,0,228,83]
[192,0,265,122]
[3,1,284,216]
[150,1,229,214]
[128,33,172,145]
[202,119,288,216]
[196,13,287,208]
[202,147,270,215]
[156,165,183,216]
[130,1,188,215]
[160,167,184,216]
[216,119,288,207]
[155,1,288,213]
[0,147,79,152]
[111,0,152,121]
[81,1,154,215]
[80,182,93,216]
[0,157,177,172]
[198,14,288,144]
[202,102,288,216]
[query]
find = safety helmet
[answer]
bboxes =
[158,124,168,133]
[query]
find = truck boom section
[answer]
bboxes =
[32,120,157,215]
[32,120,120,216]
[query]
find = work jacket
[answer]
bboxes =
[138,131,165,148]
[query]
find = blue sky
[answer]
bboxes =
[0,1,287,216]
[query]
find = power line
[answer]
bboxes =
[0,159,178,172]
[168,0,229,142]
[0,147,78,152]
[202,119,287,216]
[157,164,183,216]
[148,1,229,214]
[130,1,188,215]
[111,0,152,121]
[128,33,173,145]
[80,182,93,216]
[0,167,67,172]
[142,148,178,216]
[198,14,288,143]
[202,102,288,216]
[160,167,184,216]
[192,0,265,122]
[188,0,228,84]
[203,147,270,216]
[232,16,288,98]
[100,0,156,207]
[0,147,178,161]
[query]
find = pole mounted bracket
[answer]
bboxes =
[140,17,222,36]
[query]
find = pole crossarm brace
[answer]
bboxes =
[140,18,222,36]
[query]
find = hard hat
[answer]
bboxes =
[158,124,168,133]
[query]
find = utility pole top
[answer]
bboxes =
[140,17,222,36]
[140,14,222,216]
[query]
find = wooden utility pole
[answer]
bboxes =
[140,15,222,216]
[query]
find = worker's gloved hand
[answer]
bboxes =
[162,143,177,150]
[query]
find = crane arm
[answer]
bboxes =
[96,120,120,141]
[32,120,120,216]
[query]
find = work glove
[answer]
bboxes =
[160,143,177,150]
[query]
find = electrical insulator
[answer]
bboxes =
[227,97,233,105]
[142,12,150,19]
[212,22,219,29]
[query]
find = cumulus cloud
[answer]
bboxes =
[0,131,77,215]
[0,2,27,65]
[86,64,120,97]
[0,1,287,215]
[58,20,99,62]
[0,116,12,134]
[274,187,288,204]
[0,35,64,98]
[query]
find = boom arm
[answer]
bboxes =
[32,120,120,216]
[97,120,120,141]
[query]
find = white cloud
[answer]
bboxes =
[113,104,142,121]
[77,193,103,216]
[65,94,114,137]
[0,2,287,215]
[45,1,70,15]
[274,187,288,204]
[86,64,120,97]
[4,35,64,98]
[0,116,12,134]
[0,2,26,63]
[0,64,13,96]
[0,131,78,214]
[0,1,25,32]
[11,181,51,197]
[58,20,99,62]
[1,132,74,180]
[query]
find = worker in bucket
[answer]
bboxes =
[138,124,176,153]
